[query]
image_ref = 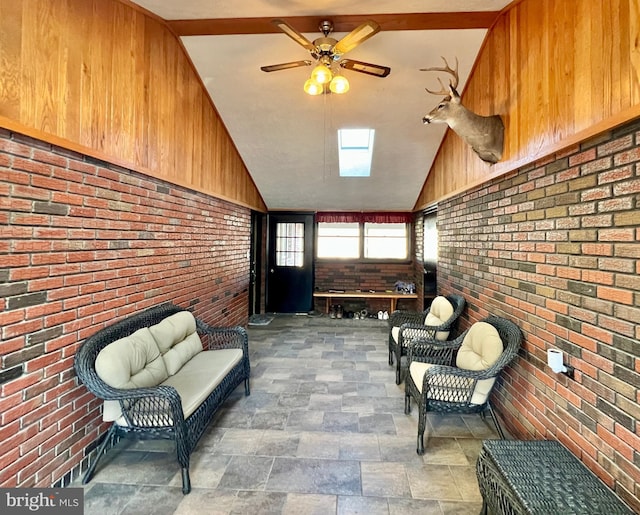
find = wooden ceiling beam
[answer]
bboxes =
[168,12,500,36]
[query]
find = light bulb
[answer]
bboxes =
[303,78,323,96]
[329,74,350,94]
[311,64,332,84]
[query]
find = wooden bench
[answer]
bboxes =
[313,290,417,314]
[476,439,633,514]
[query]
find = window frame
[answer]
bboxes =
[315,221,411,262]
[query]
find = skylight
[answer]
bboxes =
[338,128,375,177]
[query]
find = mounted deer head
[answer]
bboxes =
[421,57,504,164]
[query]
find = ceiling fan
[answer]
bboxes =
[261,19,391,94]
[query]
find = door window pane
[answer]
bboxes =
[276,222,304,267]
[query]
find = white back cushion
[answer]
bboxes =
[95,327,168,389]
[149,311,203,375]
[456,321,504,405]
[95,327,169,422]
[424,312,449,341]
[426,297,454,340]
[456,322,503,371]
[429,296,454,323]
[391,297,453,344]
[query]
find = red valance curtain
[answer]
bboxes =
[315,212,413,224]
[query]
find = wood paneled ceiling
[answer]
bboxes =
[130,1,512,211]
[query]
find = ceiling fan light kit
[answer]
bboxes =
[311,63,332,84]
[303,78,323,96]
[261,18,390,96]
[329,74,349,94]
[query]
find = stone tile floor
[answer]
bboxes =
[76,314,500,514]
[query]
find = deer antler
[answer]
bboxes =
[420,56,459,95]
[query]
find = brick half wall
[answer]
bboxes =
[0,129,251,488]
[314,261,419,314]
[436,119,640,510]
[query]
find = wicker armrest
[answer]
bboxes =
[407,338,461,366]
[388,310,426,328]
[196,321,249,353]
[420,364,495,405]
[78,366,186,429]
[117,384,185,428]
[424,364,497,381]
[399,322,454,344]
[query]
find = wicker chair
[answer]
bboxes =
[404,315,522,455]
[74,303,250,494]
[387,294,465,384]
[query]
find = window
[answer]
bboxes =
[275,222,304,267]
[338,128,374,177]
[316,223,359,258]
[364,223,407,259]
[317,221,408,260]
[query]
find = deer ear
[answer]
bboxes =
[449,85,461,102]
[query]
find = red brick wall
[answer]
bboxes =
[0,129,251,488]
[436,119,640,510]
[314,261,418,314]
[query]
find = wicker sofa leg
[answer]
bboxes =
[485,402,505,439]
[416,409,427,455]
[82,423,117,485]
[395,346,403,385]
[181,467,191,494]
[417,432,425,455]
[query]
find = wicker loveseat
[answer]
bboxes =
[74,303,250,494]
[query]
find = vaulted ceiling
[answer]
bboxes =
[131,1,512,211]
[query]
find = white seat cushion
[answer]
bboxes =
[160,348,243,419]
[113,348,243,426]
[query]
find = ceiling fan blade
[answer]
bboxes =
[332,21,380,56]
[272,19,316,52]
[261,60,312,73]
[339,59,391,78]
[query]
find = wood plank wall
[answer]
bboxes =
[0,0,266,212]
[414,0,640,210]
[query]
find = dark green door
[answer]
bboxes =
[266,213,314,313]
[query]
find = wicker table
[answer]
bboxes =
[476,440,633,514]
